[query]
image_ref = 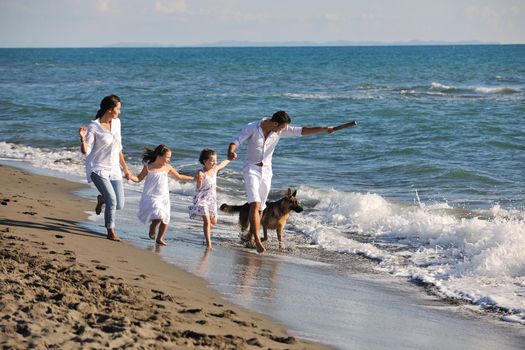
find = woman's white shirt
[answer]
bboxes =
[84,118,123,183]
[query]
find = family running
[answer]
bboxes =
[79,95,337,253]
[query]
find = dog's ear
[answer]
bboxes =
[287,188,292,197]
[292,190,297,197]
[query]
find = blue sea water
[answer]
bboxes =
[1,46,524,208]
[1,46,525,341]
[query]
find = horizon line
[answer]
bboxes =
[2,39,524,49]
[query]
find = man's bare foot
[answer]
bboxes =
[95,195,104,215]
[255,240,266,253]
[156,239,167,246]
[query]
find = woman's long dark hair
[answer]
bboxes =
[142,144,171,164]
[95,95,121,119]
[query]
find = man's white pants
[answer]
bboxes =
[243,165,272,211]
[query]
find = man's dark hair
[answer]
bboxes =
[271,111,291,125]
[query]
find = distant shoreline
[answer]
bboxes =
[4,41,525,50]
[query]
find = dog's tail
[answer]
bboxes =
[220,203,245,213]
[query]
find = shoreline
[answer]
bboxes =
[0,164,329,349]
[2,162,525,350]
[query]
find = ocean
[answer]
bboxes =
[1,45,524,347]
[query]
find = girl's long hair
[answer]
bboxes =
[142,144,171,164]
[94,95,121,119]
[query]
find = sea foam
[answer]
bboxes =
[291,185,525,321]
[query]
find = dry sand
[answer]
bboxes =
[0,164,330,349]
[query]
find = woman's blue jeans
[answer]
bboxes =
[90,172,125,229]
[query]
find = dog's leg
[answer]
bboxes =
[262,225,268,242]
[276,223,284,242]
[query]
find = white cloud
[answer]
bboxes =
[96,0,111,13]
[154,0,188,14]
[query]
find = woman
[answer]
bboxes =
[79,95,131,241]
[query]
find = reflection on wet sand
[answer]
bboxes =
[148,243,166,254]
[231,250,280,304]
[197,248,211,277]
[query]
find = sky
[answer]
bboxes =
[1,0,524,47]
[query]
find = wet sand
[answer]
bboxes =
[2,163,525,350]
[0,164,329,349]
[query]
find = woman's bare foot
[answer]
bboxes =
[95,195,104,215]
[156,239,167,246]
[107,229,121,242]
[107,233,121,242]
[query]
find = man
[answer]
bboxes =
[228,111,334,253]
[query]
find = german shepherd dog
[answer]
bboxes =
[220,188,303,242]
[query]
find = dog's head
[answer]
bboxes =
[283,188,303,213]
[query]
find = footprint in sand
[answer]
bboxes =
[95,265,108,271]
[269,335,297,344]
[179,308,202,314]
[233,319,257,328]
[55,235,64,239]
[152,293,174,302]
[209,310,237,319]
[247,338,262,347]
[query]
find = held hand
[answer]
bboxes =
[228,151,237,161]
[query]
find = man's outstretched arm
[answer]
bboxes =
[301,126,334,136]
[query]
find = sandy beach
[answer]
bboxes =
[0,164,330,349]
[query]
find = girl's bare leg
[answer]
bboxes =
[149,220,161,240]
[156,222,169,246]
[203,215,212,249]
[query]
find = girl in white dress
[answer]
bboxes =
[129,145,194,245]
[189,148,230,249]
